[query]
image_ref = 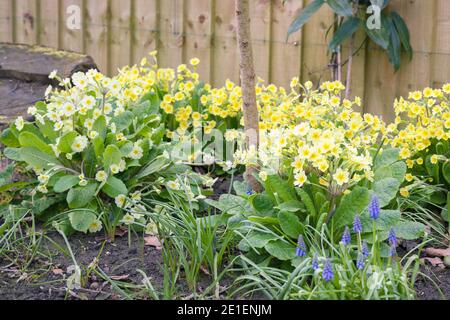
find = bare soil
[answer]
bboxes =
[0,232,163,300]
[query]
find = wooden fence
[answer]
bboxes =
[1,0,449,121]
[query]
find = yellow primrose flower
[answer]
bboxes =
[294,170,307,187]
[405,173,414,182]
[333,168,349,186]
[121,213,135,225]
[400,187,410,198]
[110,164,120,174]
[167,180,180,190]
[190,58,200,66]
[115,194,127,208]
[71,136,88,153]
[430,154,439,164]
[95,170,108,182]
[38,174,49,184]
[406,159,414,169]
[89,220,103,233]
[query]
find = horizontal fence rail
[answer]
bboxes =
[1,0,449,121]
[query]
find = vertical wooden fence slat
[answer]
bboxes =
[184,0,212,83]
[60,0,84,53]
[85,0,108,73]
[132,0,158,66]
[109,0,132,73]
[39,0,59,48]
[159,0,184,69]
[270,0,303,90]
[341,28,366,110]
[299,1,334,85]
[15,0,38,45]
[363,45,399,120]
[363,0,405,120]
[212,0,239,86]
[0,0,13,42]
[249,0,271,82]
[430,0,450,89]
[396,0,436,99]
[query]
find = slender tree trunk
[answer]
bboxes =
[345,1,358,99]
[345,35,354,99]
[235,0,261,192]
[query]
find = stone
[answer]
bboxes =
[0,43,97,126]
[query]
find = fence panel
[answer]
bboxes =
[1,0,449,121]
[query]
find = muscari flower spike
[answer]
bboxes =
[388,227,397,247]
[353,215,362,234]
[368,194,380,220]
[362,241,370,258]
[312,255,319,271]
[296,235,307,257]
[389,244,397,257]
[341,226,351,246]
[356,253,365,270]
[322,259,334,282]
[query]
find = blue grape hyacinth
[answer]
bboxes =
[389,244,397,257]
[362,241,370,258]
[322,260,334,282]
[312,255,319,271]
[388,227,397,246]
[341,226,351,246]
[356,253,365,270]
[368,194,380,220]
[353,215,362,233]
[296,235,307,257]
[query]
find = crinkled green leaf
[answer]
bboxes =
[20,147,62,169]
[372,178,400,207]
[18,132,52,155]
[135,156,170,179]
[333,186,370,229]
[58,131,78,154]
[67,183,98,209]
[265,240,297,261]
[279,211,303,239]
[205,194,251,216]
[0,128,20,148]
[103,145,122,169]
[54,175,79,193]
[394,221,426,240]
[68,210,97,233]
[374,148,400,169]
[250,194,275,216]
[360,209,401,233]
[265,174,297,203]
[102,176,128,198]
[374,161,406,185]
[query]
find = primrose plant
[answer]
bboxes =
[1,65,211,238]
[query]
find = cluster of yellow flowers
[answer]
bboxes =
[32,53,449,199]
[14,53,219,202]
[232,81,391,195]
[387,84,450,196]
[390,84,450,160]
